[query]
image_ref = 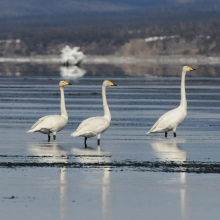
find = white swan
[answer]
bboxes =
[27,81,71,141]
[71,80,117,147]
[147,66,196,137]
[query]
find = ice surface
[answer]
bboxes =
[0,68,220,219]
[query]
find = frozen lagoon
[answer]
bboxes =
[0,65,220,219]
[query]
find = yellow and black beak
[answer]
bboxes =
[188,67,196,71]
[64,82,72,85]
[110,81,117,86]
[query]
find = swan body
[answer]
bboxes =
[147,66,195,137]
[28,115,67,134]
[148,107,186,134]
[71,80,117,147]
[27,81,71,141]
[72,116,110,138]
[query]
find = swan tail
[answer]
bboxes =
[26,129,34,133]
[71,131,79,137]
[148,127,166,133]
[27,127,40,133]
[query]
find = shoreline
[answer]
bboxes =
[0,55,220,65]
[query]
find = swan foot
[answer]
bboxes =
[48,134,50,142]
[84,137,87,148]
[53,135,56,140]
[97,139,100,146]
[165,132,167,138]
[173,132,176,137]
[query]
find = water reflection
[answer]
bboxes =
[151,138,186,162]
[150,139,190,220]
[28,142,68,220]
[60,66,86,81]
[60,166,68,220]
[102,167,112,220]
[71,146,112,220]
[0,63,60,76]
[0,62,220,77]
[28,141,67,161]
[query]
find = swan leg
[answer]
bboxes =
[173,128,177,137]
[48,134,50,142]
[84,137,87,148]
[53,132,56,140]
[165,132,167,138]
[97,134,101,146]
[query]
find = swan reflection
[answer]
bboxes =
[72,146,112,220]
[151,139,190,220]
[60,66,86,81]
[71,145,111,163]
[28,141,68,220]
[151,139,186,162]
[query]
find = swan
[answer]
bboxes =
[147,66,196,137]
[27,81,71,141]
[71,80,117,147]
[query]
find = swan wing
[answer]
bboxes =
[75,117,97,132]
[27,115,67,133]
[72,116,110,137]
[28,115,49,130]
[147,108,186,133]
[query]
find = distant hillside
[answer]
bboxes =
[0,0,220,58]
[0,19,220,58]
[116,36,219,57]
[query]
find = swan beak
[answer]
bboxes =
[64,82,72,85]
[188,67,196,71]
[110,82,117,86]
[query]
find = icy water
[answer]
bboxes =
[1,63,220,220]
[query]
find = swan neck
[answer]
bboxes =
[60,86,68,120]
[102,84,111,121]
[180,70,187,108]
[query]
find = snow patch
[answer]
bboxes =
[145,35,179,42]
[0,39,20,44]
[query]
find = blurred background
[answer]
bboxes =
[0,0,220,77]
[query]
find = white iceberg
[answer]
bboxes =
[60,45,86,66]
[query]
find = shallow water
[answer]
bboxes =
[1,64,220,219]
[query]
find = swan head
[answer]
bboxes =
[103,80,117,87]
[59,81,71,87]
[183,66,196,72]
